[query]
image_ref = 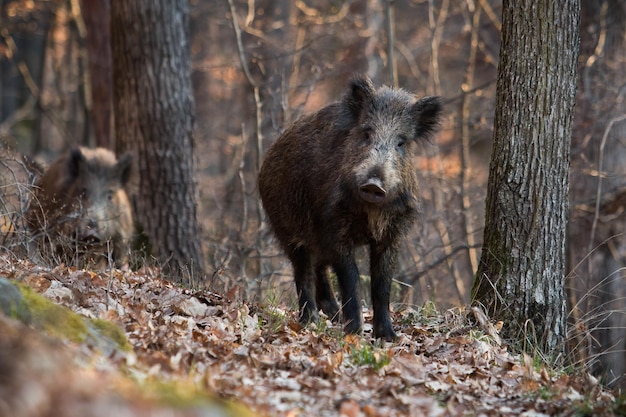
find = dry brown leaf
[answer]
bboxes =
[339,399,362,417]
[470,306,502,346]
[173,296,211,316]
[24,273,52,292]
[0,255,618,417]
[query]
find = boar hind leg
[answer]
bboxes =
[333,255,363,334]
[314,264,340,321]
[370,245,398,341]
[288,246,319,324]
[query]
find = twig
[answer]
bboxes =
[427,0,449,95]
[460,0,482,275]
[0,19,40,97]
[0,96,37,140]
[408,242,483,280]
[383,0,397,87]
[478,0,501,32]
[238,126,248,235]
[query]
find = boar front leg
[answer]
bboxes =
[333,253,363,334]
[370,243,398,341]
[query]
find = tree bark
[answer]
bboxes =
[80,0,112,149]
[472,0,580,358]
[111,0,205,283]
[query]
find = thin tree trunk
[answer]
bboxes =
[80,0,112,149]
[472,0,580,358]
[460,0,481,279]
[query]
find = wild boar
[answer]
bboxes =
[26,147,134,268]
[258,75,442,340]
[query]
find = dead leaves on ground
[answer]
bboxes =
[0,255,622,416]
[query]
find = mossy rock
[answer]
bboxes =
[89,318,133,352]
[16,282,131,354]
[138,379,256,416]
[17,282,89,343]
[0,276,32,323]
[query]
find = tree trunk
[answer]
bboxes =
[472,0,580,358]
[111,0,205,283]
[80,0,112,149]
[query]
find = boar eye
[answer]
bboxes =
[107,190,114,201]
[360,127,373,146]
[397,136,407,148]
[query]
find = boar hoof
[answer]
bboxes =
[318,299,340,322]
[374,324,397,341]
[359,178,386,204]
[299,308,319,325]
[344,318,363,335]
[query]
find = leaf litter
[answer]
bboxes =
[0,255,622,416]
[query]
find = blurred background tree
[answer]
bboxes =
[81,0,112,149]
[111,0,205,283]
[0,0,624,387]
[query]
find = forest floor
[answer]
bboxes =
[0,254,624,417]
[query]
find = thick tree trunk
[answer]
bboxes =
[472,0,580,358]
[111,0,205,283]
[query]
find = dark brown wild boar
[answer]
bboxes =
[259,75,442,340]
[26,147,134,268]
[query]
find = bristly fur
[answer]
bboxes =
[259,74,442,340]
[26,147,134,268]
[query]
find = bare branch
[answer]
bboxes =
[587,114,626,255]
[460,0,482,275]
[226,0,264,229]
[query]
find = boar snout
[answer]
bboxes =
[359,178,386,204]
[77,216,104,244]
[84,218,99,234]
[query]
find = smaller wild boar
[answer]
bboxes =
[26,147,134,268]
[259,75,442,340]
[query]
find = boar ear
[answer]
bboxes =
[116,152,133,185]
[344,75,375,119]
[411,96,442,140]
[67,148,85,179]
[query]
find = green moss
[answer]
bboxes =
[90,318,132,352]
[471,226,510,304]
[17,283,88,343]
[16,284,132,354]
[349,341,390,371]
[140,379,255,416]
